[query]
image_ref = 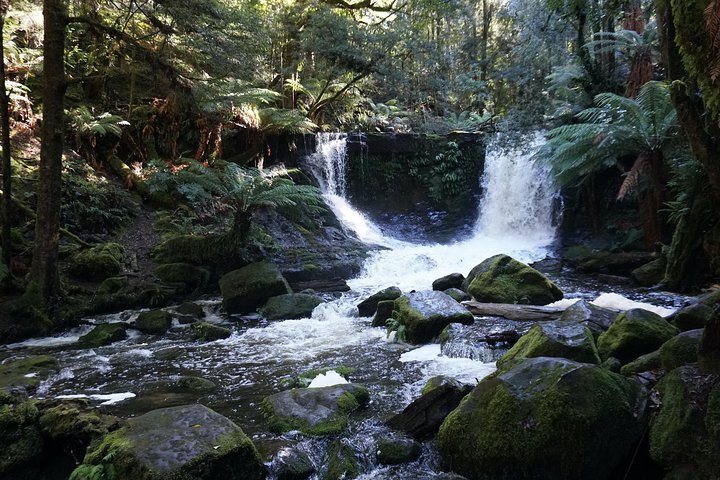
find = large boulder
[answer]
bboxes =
[649,364,720,479]
[260,293,323,320]
[263,384,369,436]
[658,329,702,371]
[496,321,601,370]
[78,323,128,348]
[440,319,529,363]
[371,300,396,327]
[71,404,265,480]
[135,310,173,335]
[597,309,679,363]
[69,243,124,282]
[438,357,646,480]
[558,300,616,336]
[463,254,563,305]
[155,263,210,290]
[673,302,713,331]
[432,273,465,292]
[219,261,291,314]
[631,257,666,286]
[392,290,474,344]
[357,286,402,317]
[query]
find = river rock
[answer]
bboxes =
[597,309,679,363]
[558,300,616,336]
[357,286,402,317]
[444,288,470,302]
[440,320,527,363]
[324,440,359,480]
[432,273,465,292]
[260,293,323,320]
[673,302,713,331]
[620,350,661,376]
[463,254,563,305]
[175,376,218,393]
[220,261,291,314]
[263,384,369,436]
[71,404,265,480]
[437,357,646,480]
[78,322,128,347]
[0,355,58,392]
[386,376,472,439]
[371,299,395,327]
[631,257,666,286]
[155,263,211,290]
[192,322,232,341]
[496,321,601,370]
[175,302,205,318]
[376,433,422,465]
[135,309,173,335]
[658,329,702,371]
[271,447,315,480]
[650,364,720,479]
[563,245,654,275]
[393,290,474,344]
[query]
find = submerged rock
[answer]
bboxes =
[78,322,128,347]
[72,404,265,480]
[437,357,646,480]
[220,261,291,314]
[463,254,563,305]
[263,384,369,436]
[558,300,616,336]
[0,355,58,392]
[432,273,465,292]
[376,433,422,465]
[324,439,359,480]
[271,447,315,480]
[393,290,474,344]
[260,293,323,320]
[192,322,232,341]
[597,309,679,364]
[357,286,402,317]
[175,376,217,393]
[135,309,173,335]
[175,302,205,319]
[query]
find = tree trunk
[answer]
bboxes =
[30,0,67,309]
[1,1,12,270]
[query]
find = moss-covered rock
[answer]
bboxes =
[262,384,369,436]
[323,439,359,480]
[631,257,666,286]
[0,355,58,392]
[558,300,617,336]
[620,350,662,376]
[175,302,205,319]
[658,329,703,371]
[649,364,720,479]
[135,310,173,335]
[371,300,396,328]
[219,261,291,314]
[192,322,232,341]
[597,309,679,363]
[437,357,646,480]
[73,404,265,480]
[69,243,124,282]
[278,367,355,390]
[97,276,129,295]
[376,434,422,465]
[260,293,323,320]
[271,447,315,480]
[392,290,474,344]
[155,263,211,290]
[443,288,471,302]
[463,254,563,305]
[496,321,601,370]
[432,273,465,292]
[673,302,713,331]
[0,397,42,479]
[78,323,128,348]
[175,376,217,393]
[357,286,402,317]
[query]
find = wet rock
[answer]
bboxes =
[175,302,205,319]
[324,439,359,480]
[496,321,601,370]
[631,257,666,286]
[155,263,211,291]
[376,434,422,465]
[443,288,471,302]
[658,329,702,371]
[597,309,679,364]
[563,245,654,275]
[650,364,720,479]
[260,293,323,320]
[393,290,474,344]
[71,404,265,480]
[135,309,173,335]
[37,399,115,441]
[387,376,472,439]
[192,322,232,341]
[289,278,350,293]
[438,357,647,480]
[559,300,616,336]
[78,322,128,347]
[220,261,291,314]
[440,321,526,363]
[432,273,465,292]
[673,302,713,331]
[357,286,402,317]
[263,384,369,436]
[272,447,314,480]
[154,347,183,361]
[463,254,563,305]
[0,394,42,479]
[69,243,124,282]
[278,367,354,390]
[371,300,396,328]
[0,355,58,392]
[175,376,217,393]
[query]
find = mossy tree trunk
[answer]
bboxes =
[0,0,11,270]
[30,0,67,310]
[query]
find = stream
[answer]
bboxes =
[1,134,686,479]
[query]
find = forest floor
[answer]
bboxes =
[114,200,161,287]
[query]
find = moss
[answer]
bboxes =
[97,276,129,295]
[192,322,231,341]
[0,399,43,476]
[324,440,360,480]
[597,309,679,363]
[154,263,210,288]
[0,355,59,391]
[376,435,421,465]
[78,323,128,348]
[392,292,473,344]
[659,330,702,371]
[134,310,172,335]
[38,401,112,439]
[175,376,217,393]
[69,243,124,282]
[620,350,661,375]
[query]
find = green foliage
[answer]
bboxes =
[69,453,117,480]
[431,141,467,200]
[385,318,407,342]
[69,107,129,139]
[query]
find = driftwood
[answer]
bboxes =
[290,278,350,293]
[462,301,566,321]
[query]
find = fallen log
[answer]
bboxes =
[462,301,566,321]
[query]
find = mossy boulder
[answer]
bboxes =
[262,384,369,436]
[97,276,129,295]
[219,261,291,314]
[175,376,217,393]
[443,288,471,302]
[271,447,315,480]
[496,321,601,370]
[175,302,205,319]
[432,273,465,292]
[278,366,355,390]
[371,299,396,327]
[135,310,173,335]
[376,434,422,465]
[69,243,124,282]
[631,257,666,286]
[323,439,359,480]
[72,404,265,480]
[649,364,720,479]
[392,290,474,344]
[78,323,128,348]
[192,322,232,341]
[0,397,43,479]
[260,293,323,320]
[357,286,402,317]
[558,300,616,336]
[437,357,646,480]
[673,302,713,331]
[155,263,211,290]
[620,350,662,376]
[37,399,114,441]
[597,309,679,363]
[463,254,563,305]
[0,355,58,392]
[658,329,703,371]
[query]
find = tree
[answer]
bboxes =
[1,0,11,274]
[29,0,67,309]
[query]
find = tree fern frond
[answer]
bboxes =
[618,155,651,199]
